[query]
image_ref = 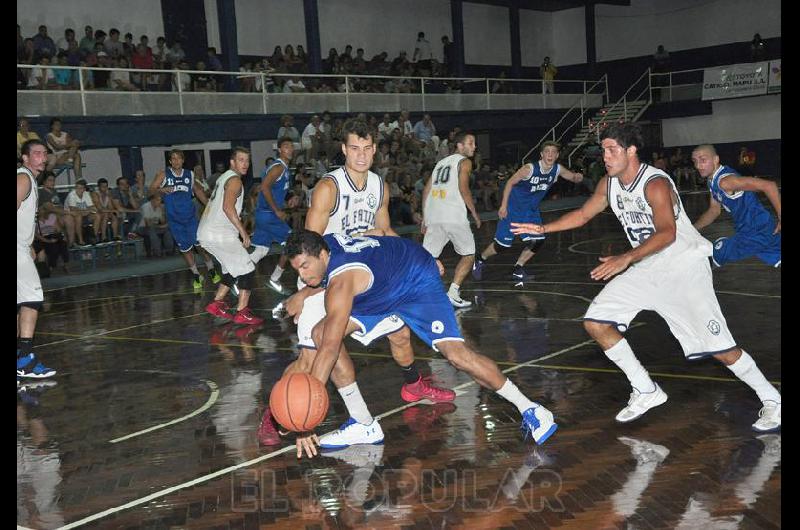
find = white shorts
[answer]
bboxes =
[17,248,43,305]
[422,223,475,257]
[198,238,254,277]
[584,256,737,359]
[296,291,405,349]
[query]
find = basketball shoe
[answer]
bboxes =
[267,278,286,295]
[617,436,670,465]
[471,258,485,281]
[192,274,204,291]
[615,383,668,423]
[512,265,532,281]
[318,417,384,449]
[521,403,558,445]
[17,352,56,379]
[206,299,234,320]
[752,400,781,432]
[400,375,456,403]
[447,290,472,308]
[257,407,283,446]
[208,269,222,284]
[233,307,264,325]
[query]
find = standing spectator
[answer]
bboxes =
[206,47,223,90]
[172,61,191,92]
[105,28,124,58]
[207,162,226,191]
[352,48,367,74]
[540,56,557,94]
[323,48,339,74]
[137,194,173,257]
[441,36,455,76]
[750,33,766,62]
[46,117,83,178]
[56,28,76,54]
[79,25,95,54]
[32,25,57,60]
[269,45,284,70]
[652,45,670,101]
[122,32,136,59]
[277,115,302,153]
[412,32,433,72]
[301,115,324,159]
[154,37,168,65]
[65,40,82,66]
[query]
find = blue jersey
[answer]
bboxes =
[709,165,776,234]
[257,160,292,212]
[162,167,196,219]
[324,233,438,316]
[508,161,562,213]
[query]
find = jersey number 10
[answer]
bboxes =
[433,166,451,184]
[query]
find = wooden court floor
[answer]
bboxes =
[18,193,781,529]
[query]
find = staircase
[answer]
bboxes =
[564,99,649,157]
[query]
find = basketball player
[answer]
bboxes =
[472,141,584,281]
[17,139,56,379]
[286,229,558,458]
[263,119,454,450]
[691,144,781,267]
[249,137,295,294]
[198,147,264,325]
[421,131,482,307]
[510,123,780,432]
[150,149,220,290]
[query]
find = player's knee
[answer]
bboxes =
[237,270,255,290]
[525,239,545,253]
[492,241,508,254]
[583,319,613,338]
[387,325,411,346]
[220,273,235,288]
[439,341,471,370]
[310,321,325,348]
[293,348,316,373]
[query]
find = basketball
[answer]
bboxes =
[269,373,329,432]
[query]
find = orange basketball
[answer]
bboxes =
[269,373,329,432]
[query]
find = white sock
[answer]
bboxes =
[270,264,284,283]
[250,245,269,264]
[604,339,655,393]
[338,382,373,425]
[726,350,781,404]
[448,282,460,295]
[204,258,214,270]
[189,264,200,275]
[496,378,536,414]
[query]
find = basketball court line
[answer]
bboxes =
[461,288,595,303]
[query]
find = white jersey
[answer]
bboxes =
[17,167,38,251]
[198,169,243,241]
[424,153,469,225]
[608,163,712,270]
[322,167,384,236]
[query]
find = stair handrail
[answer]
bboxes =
[567,67,652,166]
[520,74,608,165]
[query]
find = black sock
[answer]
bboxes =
[18,337,33,357]
[401,362,421,384]
[475,253,484,263]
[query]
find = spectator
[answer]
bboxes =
[412,113,439,153]
[277,114,302,152]
[323,47,339,74]
[441,36,455,75]
[65,40,82,66]
[64,179,100,246]
[283,76,306,93]
[138,35,152,56]
[32,25,57,60]
[301,115,324,158]
[296,44,308,69]
[540,56,557,94]
[46,117,83,178]
[110,57,139,91]
[207,162,226,191]
[412,31,433,72]
[750,33,766,62]
[206,46,223,72]
[93,29,107,50]
[91,177,120,241]
[137,194,173,257]
[192,61,216,91]
[154,37,168,65]
[38,172,77,247]
[105,28,124,58]
[20,36,36,64]
[17,24,24,58]
[474,163,498,211]
[122,32,136,59]
[652,151,668,172]
[130,169,149,204]
[352,48,367,74]
[56,28,76,54]
[269,45,284,70]
[17,117,42,160]
[79,25,95,54]
[29,56,56,90]
[377,113,395,141]
[131,43,155,89]
[172,61,191,92]
[339,44,354,73]
[111,176,141,236]
[94,47,112,89]
[53,53,76,90]
[33,209,70,275]
[390,50,410,76]
[166,39,185,66]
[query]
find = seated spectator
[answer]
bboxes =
[33,212,70,275]
[32,25,57,60]
[94,46,112,89]
[53,53,76,89]
[122,32,136,59]
[207,162,226,191]
[38,172,77,247]
[474,163,499,211]
[91,178,120,241]
[137,194,173,256]
[111,176,141,236]
[105,28,125,58]
[277,114,302,153]
[46,117,83,178]
[110,57,139,91]
[130,169,149,204]
[166,40,185,66]
[28,56,56,90]
[56,28,76,54]
[283,76,307,93]
[192,61,216,91]
[412,113,440,154]
[296,45,308,71]
[65,40,82,66]
[64,179,100,246]
[17,117,42,160]
[323,47,339,74]
[390,51,409,76]
[131,43,155,89]
[79,25,95,54]
[301,115,324,158]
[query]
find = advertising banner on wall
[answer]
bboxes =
[768,60,781,93]
[702,62,769,100]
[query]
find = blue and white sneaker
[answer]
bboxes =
[521,404,558,445]
[512,265,532,281]
[17,353,56,379]
[471,259,485,281]
[318,417,384,449]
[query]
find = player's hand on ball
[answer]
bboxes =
[296,432,320,459]
[510,222,544,235]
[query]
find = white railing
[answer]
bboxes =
[649,67,705,103]
[17,64,605,116]
[521,74,609,165]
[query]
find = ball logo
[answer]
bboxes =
[636,197,647,211]
[707,320,721,335]
[714,239,724,250]
[431,320,444,334]
[367,193,377,209]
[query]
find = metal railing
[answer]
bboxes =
[521,74,609,165]
[17,64,605,117]
[649,67,705,103]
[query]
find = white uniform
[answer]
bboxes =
[422,153,476,257]
[584,163,736,359]
[17,167,43,304]
[298,167,403,349]
[197,170,254,277]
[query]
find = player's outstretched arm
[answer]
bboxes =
[719,175,781,233]
[559,166,584,183]
[512,176,610,235]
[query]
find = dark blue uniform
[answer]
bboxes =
[323,234,463,350]
[708,165,781,267]
[253,160,292,247]
[495,161,561,247]
[162,168,199,252]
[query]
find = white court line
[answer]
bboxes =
[468,283,779,299]
[36,312,207,348]
[716,290,780,299]
[567,237,627,255]
[109,379,219,444]
[53,327,623,529]
[462,288,595,303]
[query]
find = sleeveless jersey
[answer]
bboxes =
[17,167,38,250]
[162,167,195,218]
[709,165,776,233]
[324,233,438,315]
[322,167,384,236]
[198,170,243,240]
[508,161,562,212]
[424,153,468,225]
[608,163,712,270]
[257,159,292,212]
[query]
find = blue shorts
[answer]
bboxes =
[351,289,464,352]
[252,210,291,247]
[166,211,199,252]
[494,208,544,247]
[712,231,781,267]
